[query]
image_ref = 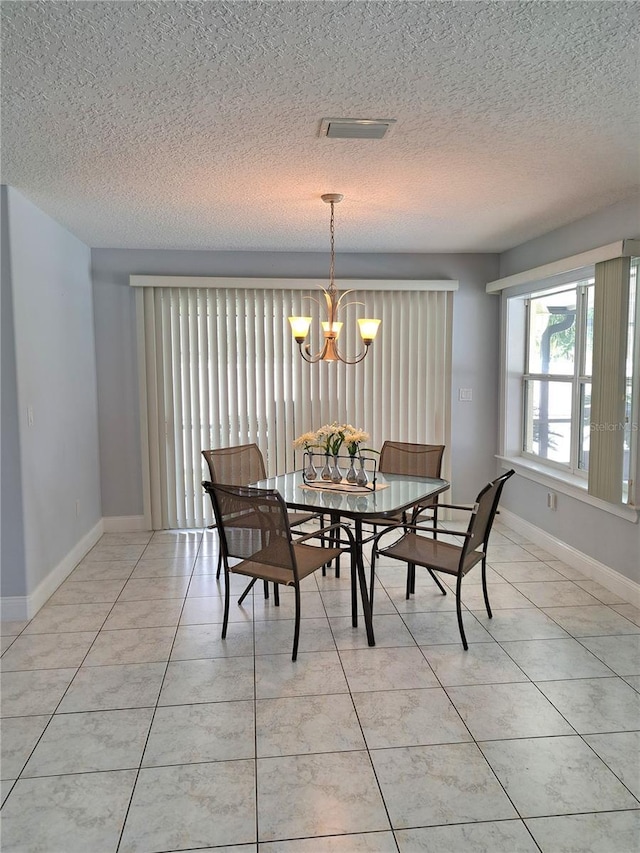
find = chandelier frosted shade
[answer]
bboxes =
[289,194,381,365]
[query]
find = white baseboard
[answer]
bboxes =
[499,509,640,609]
[0,520,104,622]
[102,515,148,533]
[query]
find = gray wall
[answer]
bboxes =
[498,196,640,582]
[4,186,101,598]
[1,186,26,597]
[91,249,500,517]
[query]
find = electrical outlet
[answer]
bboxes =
[27,406,34,427]
[458,388,473,402]
[547,491,557,511]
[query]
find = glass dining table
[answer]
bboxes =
[252,470,450,647]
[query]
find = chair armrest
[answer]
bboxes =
[436,503,475,512]
[371,523,470,551]
[296,522,354,547]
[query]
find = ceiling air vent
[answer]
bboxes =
[320,118,396,139]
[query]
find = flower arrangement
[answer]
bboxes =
[294,423,374,457]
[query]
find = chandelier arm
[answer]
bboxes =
[332,340,372,365]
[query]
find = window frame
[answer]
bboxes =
[520,279,594,478]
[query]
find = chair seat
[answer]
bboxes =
[231,541,344,586]
[288,511,320,528]
[379,532,484,576]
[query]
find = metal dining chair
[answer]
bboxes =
[370,469,515,649]
[203,481,354,660]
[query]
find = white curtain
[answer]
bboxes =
[136,285,453,528]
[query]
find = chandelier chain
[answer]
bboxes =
[329,201,335,292]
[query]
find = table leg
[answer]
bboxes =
[355,518,375,647]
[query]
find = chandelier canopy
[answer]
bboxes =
[288,194,381,364]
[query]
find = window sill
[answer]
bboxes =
[497,455,639,523]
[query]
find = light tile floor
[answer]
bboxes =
[1,520,639,852]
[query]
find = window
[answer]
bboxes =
[522,279,594,475]
[499,251,640,510]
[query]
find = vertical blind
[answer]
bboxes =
[137,285,452,528]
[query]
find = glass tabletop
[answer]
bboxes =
[252,470,450,519]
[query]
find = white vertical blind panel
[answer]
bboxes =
[139,286,452,528]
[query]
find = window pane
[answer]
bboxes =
[584,285,594,376]
[579,381,591,471]
[524,379,572,465]
[528,290,577,375]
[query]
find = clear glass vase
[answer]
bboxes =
[321,453,332,481]
[330,455,343,483]
[346,455,358,483]
[355,456,369,487]
[304,453,318,481]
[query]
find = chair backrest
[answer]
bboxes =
[202,481,297,578]
[464,469,515,555]
[379,441,445,478]
[202,444,267,486]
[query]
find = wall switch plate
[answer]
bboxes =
[547,491,557,510]
[458,388,473,402]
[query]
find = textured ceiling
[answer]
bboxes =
[2,0,639,252]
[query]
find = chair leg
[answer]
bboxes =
[455,573,468,650]
[427,568,447,596]
[264,580,269,599]
[292,583,301,661]
[351,549,358,627]
[222,569,231,639]
[405,563,414,600]
[216,551,222,580]
[238,577,257,606]
[433,506,439,540]
[369,548,377,611]
[481,558,492,618]
[274,583,280,607]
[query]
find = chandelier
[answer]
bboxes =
[288,194,381,364]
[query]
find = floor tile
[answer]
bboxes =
[83,626,176,665]
[1,779,16,807]
[255,650,349,699]
[22,707,153,776]
[57,662,166,712]
[500,638,615,680]
[540,605,640,637]
[180,594,254,625]
[84,543,147,562]
[260,832,398,852]
[0,637,16,653]
[513,581,601,607]
[0,630,97,671]
[485,544,536,562]
[479,735,638,817]
[574,580,628,605]
[103,599,184,630]
[142,700,255,766]
[321,587,396,617]
[254,616,336,654]
[257,751,390,841]
[526,810,640,853]
[99,532,153,546]
[395,820,540,852]
[471,607,570,640]
[541,560,587,580]
[0,770,136,853]
[22,602,112,634]
[489,561,567,582]
[119,761,256,852]
[159,656,255,705]
[0,668,77,717]
[330,613,416,649]
[624,675,640,691]
[0,620,28,637]
[460,583,537,610]
[611,603,640,627]
[420,643,528,686]
[339,646,439,692]
[118,576,190,601]
[371,742,517,828]
[47,579,126,606]
[256,693,365,756]
[447,681,574,740]
[579,634,640,676]
[68,560,136,581]
[401,610,493,645]
[353,687,472,748]
[131,558,195,578]
[537,677,640,733]
[584,732,640,799]
[171,622,255,660]
[384,585,458,613]
[0,714,50,780]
